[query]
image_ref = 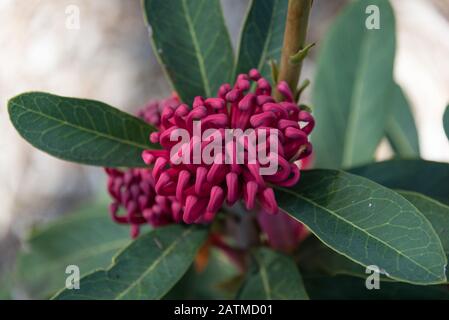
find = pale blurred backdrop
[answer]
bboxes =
[0,0,448,279]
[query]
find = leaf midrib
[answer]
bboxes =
[181,0,211,97]
[342,32,375,167]
[275,186,443,281]
[254,253,272,300]
[114,228,193,299]
[10,101,151,150]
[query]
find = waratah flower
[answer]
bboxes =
[106,168,182,238]
[105,96,183,238]
[142,69,314,224]
[257,209,308,253]
[256,151,313,252]
[137,93,180,126]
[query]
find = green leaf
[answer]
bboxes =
[15,202,131,299]
[238,248,309,300]
[234,0,288,82]
[143,0,234,104]
[444,104,449,140]
[400,191,449,258]
[304,275,449,300]
[299,191,449,282]
[8,92,158,167]
[275,169,447,284]
[350,159,449,204]
[386,84,420,158]
[0,272,12,300]
[312,0,396,168]
[164,248,241,299]
[402,191,449,281]
[53,225,208,300]
[297,236,388,281]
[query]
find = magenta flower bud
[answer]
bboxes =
[205,98,225,110]
[249,68,261,80]
[257,209,307,253]
[218,83,231,100]
[207,186,225,213]
[277,81,294,102]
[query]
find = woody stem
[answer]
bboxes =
[275,0,313,100]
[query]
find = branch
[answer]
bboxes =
[275,0,313,100]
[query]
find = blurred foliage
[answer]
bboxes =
[312,0,419,168]
[0,273,12,300]
[444,105,449,141]
[351,159,449,205]
[303,275,449,300]
[386,84,420,157]
[15,200,130,299]
[237,248,309,300]
[164,247,241,300]
[53,225,208,300]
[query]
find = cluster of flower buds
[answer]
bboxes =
[137,93,180,127]
[106,168,182,238]
[142,69,314,225]
[105,95,182,238]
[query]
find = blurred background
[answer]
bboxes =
[1,0,448,291]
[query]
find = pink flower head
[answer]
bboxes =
[257,209,309,253]
[105,168,182,238]
[105,94,183,238]
[137,93,180,127]
[142,69,314,224]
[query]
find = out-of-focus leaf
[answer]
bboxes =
[350,159,449,204]
[164,248,241,300]
[53,225,208,300]
[386,84,420,158]
[444,104,449,140]
[238,248,308,300]
[15,202,130,299]
[276,169,447,285]
[297,236,388,281]
[0,272,12,300]
[312,0,396,168]
[304,275,449,300]
[143,0,234,104]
